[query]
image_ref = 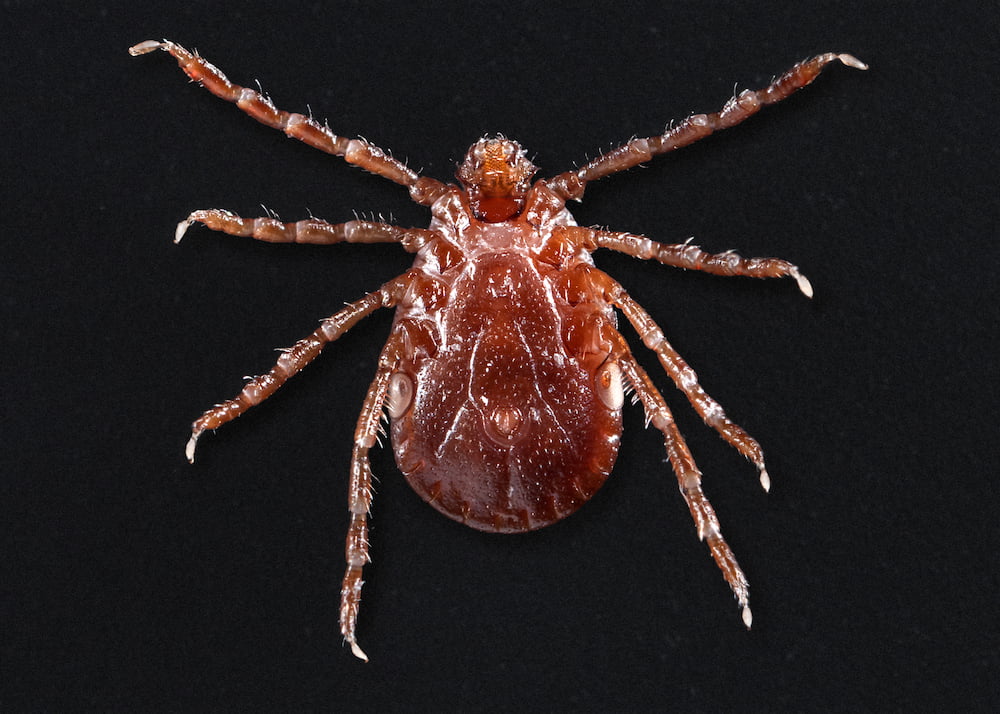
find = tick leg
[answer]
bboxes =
[339,331,406,662]
[184,276,409,462]
[576,228,812,297]
[548,53,866,200]
[618,353,752,627]
[128,40,448,206]
[175,208,438,252]
[606,279,771,491]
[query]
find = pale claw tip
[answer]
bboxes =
[742,605,753,629]
[759,468,771,493]
[128,40,163,56]
[350,641,369,662]
[174,218,192,244]
[794,272,814,299]
[185,430,201,464]
[837,53,868,71]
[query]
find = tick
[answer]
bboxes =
[130,39,866,661]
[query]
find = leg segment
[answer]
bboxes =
[175,208,438,253]
[617,353,752,626]
[339,332,406,662]
[548,53,866,200]
[611,282,771,491]
[572,227,812,297]
[128,40,448,206]
[184,274,410,462]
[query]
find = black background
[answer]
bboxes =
[4,1,997,710]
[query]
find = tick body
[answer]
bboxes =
[392,182,626,533]
[130,39,865,661]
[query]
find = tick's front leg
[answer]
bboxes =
[128,40,448,205]
[548,53,866,200]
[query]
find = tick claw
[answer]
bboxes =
[350,640,369,662]
[742,605,753,629]
[174,218,193,244]
[185,429,202,463]
[128,40,164,56]
[793,271,813,298]
[759,468,771,493]
[837,53,868,71]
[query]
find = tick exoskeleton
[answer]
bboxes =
[130,39,866,661]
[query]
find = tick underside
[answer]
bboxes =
[130,39,865,660]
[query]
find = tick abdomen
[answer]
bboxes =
[392,250,622,532]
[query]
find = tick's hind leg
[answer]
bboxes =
[617,354,752,626]
[339,331,406,662]
[175,208,437,251]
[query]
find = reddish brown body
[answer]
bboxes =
[392,187,622,532]
[130,39,865,661]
